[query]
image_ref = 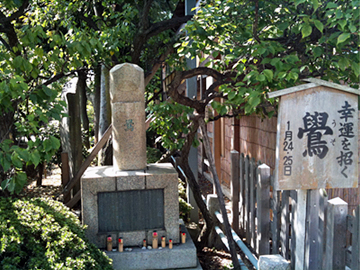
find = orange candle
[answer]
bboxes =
[181,232,186,244]
[152,231,158,249]
[161,236,166,248]
[107,235,112,251]
[118,237,123,252]
[169,238,173,249]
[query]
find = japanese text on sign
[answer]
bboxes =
[336,101,355,178]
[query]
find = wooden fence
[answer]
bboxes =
[230,150,360,269]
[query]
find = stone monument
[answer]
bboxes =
[81,63,200,269]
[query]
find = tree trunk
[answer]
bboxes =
[67,90,82,195]
[93,65,101,144]
[78,71,90,149]
[98,65,112,165]
[198,117,241,270]
[177,119,215,249]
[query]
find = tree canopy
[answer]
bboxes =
[0,0,359,195]
[0,0,190,194]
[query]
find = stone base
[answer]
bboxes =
[106,221,201,270]
[81,163,179,248]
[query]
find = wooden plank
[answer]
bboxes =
[61,124,112,196]
[250,158,256,250]
[244,155,250,243]
[304,190,322,270]
[256,164,270,255]
[61,152,71,204]
[324,197,348,270]
[239,153,245,235]
[280,190,290,259]
[318,189,327,270]
[351,205,360,270]
[294,189,307,270]
[65,190,81,208]
[270,175,280,255]
[231,150,240,235]
[302,78,360,95]
[290,190,297,269]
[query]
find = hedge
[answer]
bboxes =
[0,197,113,270]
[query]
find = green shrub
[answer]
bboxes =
[0,197,113,270]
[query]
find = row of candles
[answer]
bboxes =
[107,230,187,252]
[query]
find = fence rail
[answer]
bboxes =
[229,150,360,269]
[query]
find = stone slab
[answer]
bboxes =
[258,254,290,270]
[106,221,200,270]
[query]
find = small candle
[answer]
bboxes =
[152,231,158,249]
[118,237,123,252]
[169,238,173,249]
[181,232,186,244]
[161,236,166,248]
[107,235,112,251]
[143,239,147,248]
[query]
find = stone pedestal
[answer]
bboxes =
[81,163,180,248]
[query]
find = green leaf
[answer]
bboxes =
[314,20,323,32]
[248,95,261,107]
[301,23,312,38]
[295,0,306,7]
[1,178,10,190]
[263,69,273,81]
[351,62,360,77]
[326,2,338,9]
[256,74,266,82]
[312,0,319,12]
[50,136,60,149]
[11,153,23,169]
[337,33,350,44]
[30,150,40,167]
[16,149,30,162]
[338,58,350,71]
[228,91,236,100]
[1,156,11,171]
[313,47,323,57]
[7,178,15,193]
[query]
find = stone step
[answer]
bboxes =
[106,221,202,270]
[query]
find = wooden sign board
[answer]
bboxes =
[269,78,359,190]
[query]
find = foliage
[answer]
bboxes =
[0,0,185,194]
[178,179,193,221]
[168,0,359,117]
[146,146,162,163]
[147,101,196,151]
[0,196,113,269]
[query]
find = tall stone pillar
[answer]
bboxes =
[110,63,146,171]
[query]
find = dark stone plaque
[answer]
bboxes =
[98,189,164,232]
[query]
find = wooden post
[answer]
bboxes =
[351,205,360,270]
[239,153,245,235]
[293,189,307,270]
[280,190,290,259]
[61,152,71,204]
[324,197,348,270]
[231,150,240,235]
[270,175,281,255]
[244,155,250,242]
[256,164,270,255]
[304,189,323,270]
[250,158,256,250]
